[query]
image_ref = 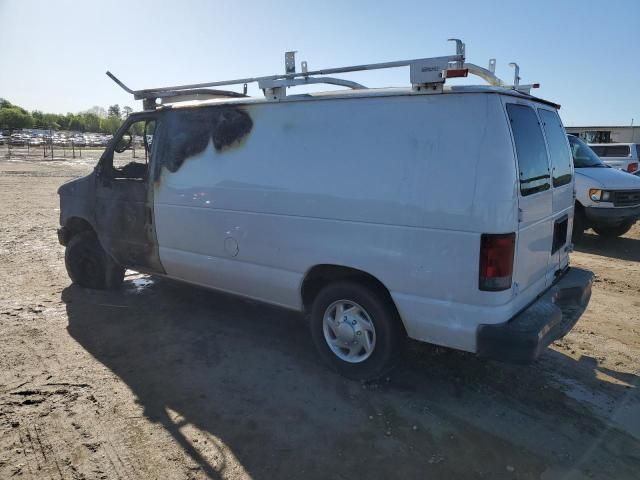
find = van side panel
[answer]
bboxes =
[153,93,519,352]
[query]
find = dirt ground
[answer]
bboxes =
[0,153,639,480]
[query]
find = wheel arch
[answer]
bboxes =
[60,216,97,245]
[300,264,406,333]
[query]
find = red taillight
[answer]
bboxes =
[628,163,638,173]
[479,233,516,291]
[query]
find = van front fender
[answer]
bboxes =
[58,173,97,239]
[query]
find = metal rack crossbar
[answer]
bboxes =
[106,39,539,108]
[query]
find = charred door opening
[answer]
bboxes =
[95,113,164,273]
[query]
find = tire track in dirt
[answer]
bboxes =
[34,423,65,480]
[15,425,37,479]
[19,423,57,480]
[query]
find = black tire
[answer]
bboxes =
[572,207,586,243]
[593,222,634,238]
[65,231,124,289]
[309,281,403,381]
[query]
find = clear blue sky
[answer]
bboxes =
[1,0,638,126]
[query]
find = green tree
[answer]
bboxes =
[85,106,107,118]
[108,104,121,118]
[31,110,45,128]
[100,116,122,134]
[42,113,62,130]
[0,107,33,129]
[1,99,131,133]
[80,112,101,132]
[1,100,28,115]
[57,114,70,130]
[66,114,83,132]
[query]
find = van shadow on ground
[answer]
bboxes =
[63,275,640,479]
[575,232,640,262]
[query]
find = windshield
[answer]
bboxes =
[567,135,607,168]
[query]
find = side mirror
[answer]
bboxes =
[115,132,132,153]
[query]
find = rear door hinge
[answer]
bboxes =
[518,208,523,223]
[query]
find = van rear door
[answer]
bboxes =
[504,101,554,295]
[538,108,573,275]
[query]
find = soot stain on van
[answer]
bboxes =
[153,106,253,181]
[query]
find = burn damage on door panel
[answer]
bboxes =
[152,106,253,181]
[59,106,252,276]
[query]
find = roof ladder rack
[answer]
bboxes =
[106,39,540,108]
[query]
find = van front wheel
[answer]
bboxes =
[310,281,402,381]
[65,231,125,289]
[572,208,586,243]
[593,222,634,238]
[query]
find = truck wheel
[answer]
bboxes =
[65,231,125,289]
[309,281,403,381]
[593,222,634,238]
[572,208,586,243]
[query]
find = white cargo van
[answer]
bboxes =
[569,135,640,240]
[589,143,639,174]
[58,42,592,379]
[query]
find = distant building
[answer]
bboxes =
[565,125,639,143]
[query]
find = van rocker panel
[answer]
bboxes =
[476,267,593,363]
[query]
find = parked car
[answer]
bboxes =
[71,137,86,147]
[58,50,593,380]
[88,136,102,147]
[53,136,68,146]
[569,135,640,240]
[589,143,639,174]
[29,137,43,146]
[9,134,26,146]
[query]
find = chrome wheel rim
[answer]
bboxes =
[322,300,376,363]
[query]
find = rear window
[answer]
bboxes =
[607,145,630,156]
[592,145,631,157]
[539,109,572,187]
[506,104,550,196]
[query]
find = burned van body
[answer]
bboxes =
[58,41,593,379]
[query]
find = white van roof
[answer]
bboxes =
[156,85,560,111]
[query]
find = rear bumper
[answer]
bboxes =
[584,205,640,227]
[476,267,593,363]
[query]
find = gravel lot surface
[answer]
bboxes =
[1,155,639,479]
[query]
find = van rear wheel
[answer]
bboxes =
[593,222,634,238]
[65,231,125,289]
[309,281,402,381]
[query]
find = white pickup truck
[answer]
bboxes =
[569,135,640,240]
